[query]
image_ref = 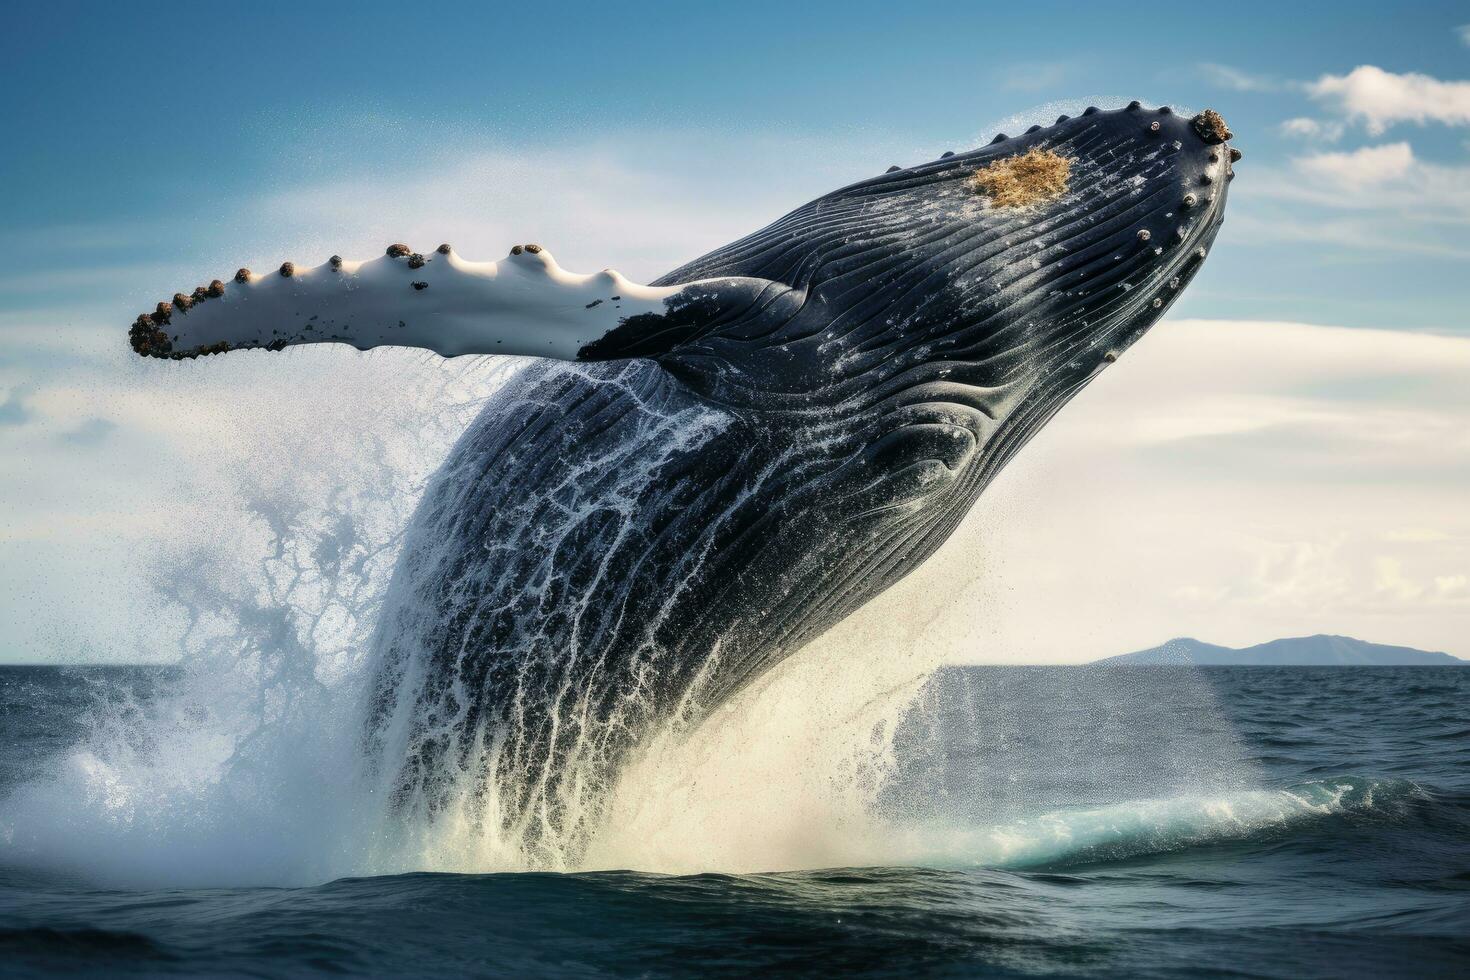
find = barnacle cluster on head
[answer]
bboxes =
[1190,109,1233,145]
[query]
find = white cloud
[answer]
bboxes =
[1277,117,1345,142]
[1238,144,1470,256]
[0,385,32,426]
[57,418,117,447]
[1292,141,1415,188]
[1458,24,1470,48]
[1373,556,1425,601]
[1435,573,1469,597]
[1225,211,1470,260]
[1384,528,1451,543]
[1308,65,1470,134]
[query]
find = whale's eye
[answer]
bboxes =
[971,148,1072,209]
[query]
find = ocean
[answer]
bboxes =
[0,664,1466,978]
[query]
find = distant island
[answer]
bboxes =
[1095,634,1467,666]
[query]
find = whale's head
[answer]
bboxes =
[639,104,1236,427]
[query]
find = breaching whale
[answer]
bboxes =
[129,104,1237,862]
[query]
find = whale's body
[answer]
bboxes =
[130,104,1237,861]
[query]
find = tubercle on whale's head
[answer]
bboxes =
[653,103,1237,410]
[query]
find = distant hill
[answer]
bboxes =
[1097,634,1467,666]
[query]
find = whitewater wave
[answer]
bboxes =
[892,777,1424,871]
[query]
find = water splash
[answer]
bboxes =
[0,346,511,885]
[0,342,1352,889]
[0,345,943,884]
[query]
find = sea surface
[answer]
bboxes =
[1,665,1466,978]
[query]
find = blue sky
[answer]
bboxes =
[2,1,1469,663]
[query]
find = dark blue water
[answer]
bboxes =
[1,665,1466,977]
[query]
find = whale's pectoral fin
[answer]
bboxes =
[127,243,791,364]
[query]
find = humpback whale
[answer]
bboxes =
[129,104,1237,862]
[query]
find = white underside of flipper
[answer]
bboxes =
[133,245,768,361]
